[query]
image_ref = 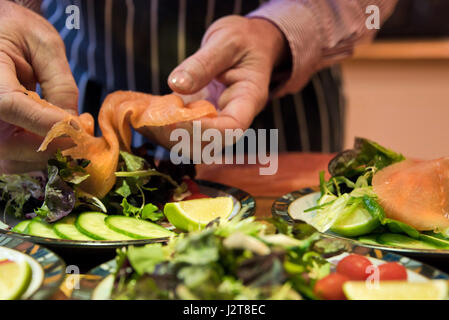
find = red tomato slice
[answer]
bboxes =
[377,262,408,281]
[336,254,373,281]
[314,273,350,300]
[183,178,200,194]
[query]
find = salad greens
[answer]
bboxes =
[0,145,192,224]
[110,215,347,300]
[0,173,45,218]
[34,165,76,222]
[328,137,405,181]
[120,198,163,222]
[300,137,449,250]
[305,138,417,236]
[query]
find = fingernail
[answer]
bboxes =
[169,70,193,92]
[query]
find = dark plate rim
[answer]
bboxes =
[271,187,449,256]
[0,235,66,299]
[0,180,255,249]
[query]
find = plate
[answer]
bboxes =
[0,180,255,250]
[0,235,65,299]
[70,238,449,300]
[272,187,449,265]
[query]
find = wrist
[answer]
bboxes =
[248,17,289,68]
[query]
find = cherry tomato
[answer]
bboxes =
[314,273,350,300]
[336,254,373,280]
[377,262,408,281]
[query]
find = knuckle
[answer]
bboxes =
[45,33,64,48]
[189,55,210,77]
[225,35,244,54]
[37,25,65,50]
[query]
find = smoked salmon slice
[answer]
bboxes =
[372,158,449,231]
[34,90,217,198]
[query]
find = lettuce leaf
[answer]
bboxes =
[328,137,405,179]
[0,173,45,218]
[34,165,75,222]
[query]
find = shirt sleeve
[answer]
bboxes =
[247,0,398,97]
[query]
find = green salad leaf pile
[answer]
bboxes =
[110,216,348,300]
[0,145,192,225]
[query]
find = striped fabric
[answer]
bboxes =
[40,0,347,155]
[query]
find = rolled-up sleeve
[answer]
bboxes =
[247,0,398,97]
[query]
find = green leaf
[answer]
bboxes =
[384,219,420,239]
[120,198,141,217]
[174,230,220,265]
[119,151,146,172]
[120,198,162,221]
[115,170,180,189]
[214,215,265,238]
[65,173,90,185]
[48,150,90,185]
[362,196,419,238]
[328,137,405,179]
[141,204,163,221]
[115,180,132,198]
[0,174,44,218]
[127,244,165,275]
[34,165,76,222]
[362,195,386,221]
[178,265,214,288]
[34,203,50,218]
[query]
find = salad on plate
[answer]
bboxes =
[0,149,235,241]
[85,216,448,300]
[0,90,234,241]
[289,137,449,251]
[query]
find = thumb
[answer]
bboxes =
[168,34,242,95]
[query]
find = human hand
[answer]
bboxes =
[139,15,288,150]
[0,1,78,173]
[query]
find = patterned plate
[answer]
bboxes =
[0,235,66,299]
[70,237,449,300]
[272,187,449,257]
[0,180,255,250]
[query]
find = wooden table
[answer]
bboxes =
[51,152,333,299]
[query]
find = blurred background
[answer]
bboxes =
[342,0,449,159]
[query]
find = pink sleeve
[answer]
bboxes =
[247,0,398,97]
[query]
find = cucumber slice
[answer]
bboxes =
[105,216,174,239]
[377,233,440,250]
[11,221,31,234]
[54,223,95,241]
[75,212,134,241]
[26,220,60,239]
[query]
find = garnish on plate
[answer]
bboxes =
[291,137,449,250]
[109,216,338,300]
